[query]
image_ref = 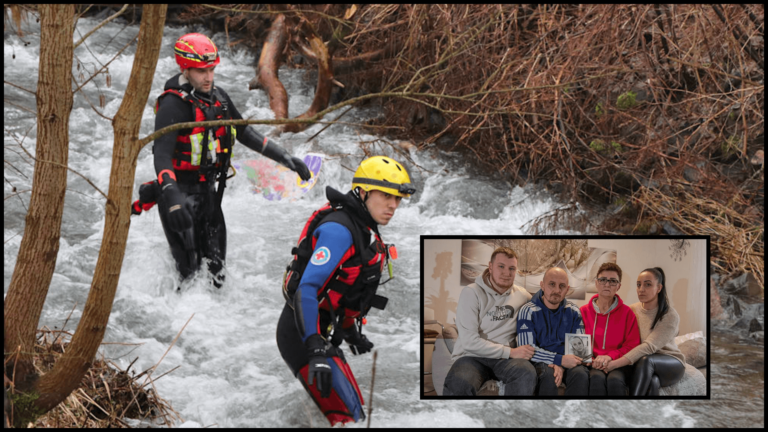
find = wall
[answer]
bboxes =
[423,238,708,336]
[423,239,463,327]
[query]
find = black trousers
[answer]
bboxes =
[158,181,226,283]
[276,302,337,374]
[276,302,311,374]
[588,364,634,396]
[630,354,686,396]
[534,362,589,396]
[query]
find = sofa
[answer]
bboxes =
[429,323,707,396]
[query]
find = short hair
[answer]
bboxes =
[596,262,622,281]
[490,247,518,263]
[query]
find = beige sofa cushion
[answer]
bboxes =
[678,336,706,368]
[659,363,706,396]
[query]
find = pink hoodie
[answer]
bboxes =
[580,293,640,360]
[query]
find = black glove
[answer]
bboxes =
[344,325,374,355]
[161,182,192,232]
[131,181,160,215]
[287,156,311,181]
[305,334,332,398]
[255,129,312,181]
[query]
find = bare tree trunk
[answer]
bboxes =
[4,6,74,416]
[4,4,168,425]
[253,13,289,119]
[34,3,167,415]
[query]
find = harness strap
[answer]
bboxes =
[323,291,346,347]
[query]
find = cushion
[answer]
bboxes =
[658,363,706,396]
[674,331,704,345]
[678,336,706,368]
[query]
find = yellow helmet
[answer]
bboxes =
[352,156,416,198]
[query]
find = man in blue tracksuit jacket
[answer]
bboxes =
[516,267,590,395]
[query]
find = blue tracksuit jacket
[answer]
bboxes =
[516,289,585,366]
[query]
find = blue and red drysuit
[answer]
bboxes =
[276,186,388,426]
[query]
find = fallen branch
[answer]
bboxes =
[252,13,289,120]
[283,27,334,133]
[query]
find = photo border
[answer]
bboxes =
[420,234,711,400]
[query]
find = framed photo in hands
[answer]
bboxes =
[565,333,592,364]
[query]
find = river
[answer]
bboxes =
[3,14,763,428]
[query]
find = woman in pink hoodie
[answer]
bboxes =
[580,262,640,396]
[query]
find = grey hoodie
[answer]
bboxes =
[451,269,532,360]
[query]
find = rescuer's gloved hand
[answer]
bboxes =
[161,182,192,232]
[254,128,312,181]
[344,325,374,355]
[131,180,160,215]
[305,334,332,398]
[286,156,311,181]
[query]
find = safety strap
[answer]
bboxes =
[323,291,346,348]
[190,89,233,219]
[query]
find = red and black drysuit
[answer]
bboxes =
[276,186,389,426]
[135,73,309,286]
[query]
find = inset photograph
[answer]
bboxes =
[422,236,709,400]
[565,333,592,364]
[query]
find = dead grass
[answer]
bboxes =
[635,185,764,289]
[334,4,764,284]
[18,327,181,428]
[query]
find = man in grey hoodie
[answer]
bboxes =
[443,247,537,396]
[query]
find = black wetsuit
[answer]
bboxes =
[153,73,273,284]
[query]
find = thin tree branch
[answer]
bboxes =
[73,84,113,121]
[7,129,108,200]
[664,56,762,86]
[200,4,352,25]
[72,32,138,95]
[73,4,129,49]
[711,4,764,71]
[139,75,620,148]
[4,80,36,95]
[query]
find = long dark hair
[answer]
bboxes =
[641,267,670,329]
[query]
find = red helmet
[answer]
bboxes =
[174,33,220,70]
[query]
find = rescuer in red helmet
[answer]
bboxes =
[133,33,311,289]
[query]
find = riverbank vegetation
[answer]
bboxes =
[182,4,764,288]
[5,4,762,285]
[6,328,179,428]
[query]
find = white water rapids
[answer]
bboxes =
[4,14,762,428]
